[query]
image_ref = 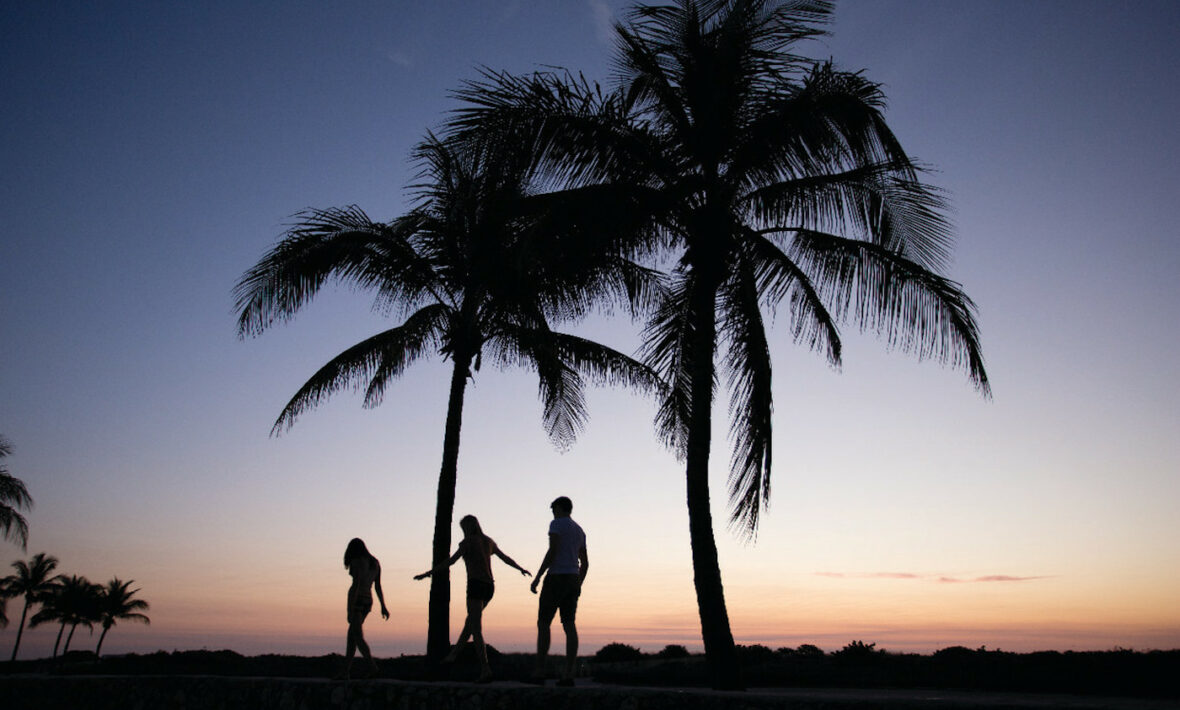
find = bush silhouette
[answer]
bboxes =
[594,643,644,663]
[656,644,691,659]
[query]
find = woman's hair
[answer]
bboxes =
[459,515,492,555]
[344,537,374,569]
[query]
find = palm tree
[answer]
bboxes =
[33,574,102,658]
[235,133,662,659]
[454,0,989,688]
[2,552,60,661]
[93,578,150,657]
[0,435,34,550]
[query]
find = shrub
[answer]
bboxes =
[656,644,690,659]
[834,640,885,661]
[594,643,645,663]
[736,644,776,664]
[794,644,826,658]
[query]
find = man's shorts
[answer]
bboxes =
[538,573,581,625]
[467,579,495,604]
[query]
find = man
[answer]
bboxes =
[531,495,588,686]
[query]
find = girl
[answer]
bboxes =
[414,515,529,682]
[342,538,389,679]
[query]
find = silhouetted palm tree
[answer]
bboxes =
[0,436,34,550]
[455,0,989,688]
[35,574,102,658]
[93,578,150,657]
[235,133,661,659]
[2,552,61,661]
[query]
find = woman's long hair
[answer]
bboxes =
[459,515,492,556]
[344,537,375,569]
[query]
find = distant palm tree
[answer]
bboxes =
[35,574,103,658]
[0,435,34,550]
[235,133,662,659]
[93,578,150,657]
[455,0,989,688]
[2,552,61,661]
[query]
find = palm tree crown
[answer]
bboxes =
[0,435,35,551]
[2,552,61,661]
[94,578,150,657]
[30,574,102,658]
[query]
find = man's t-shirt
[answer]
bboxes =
[548,517,585,575]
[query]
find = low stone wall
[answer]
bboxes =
[0,675,1163,710]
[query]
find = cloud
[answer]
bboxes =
[385,50,412,68]
[588,0,616,44]
[819,572,1048,584]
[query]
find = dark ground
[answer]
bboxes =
[5,645,1178,700]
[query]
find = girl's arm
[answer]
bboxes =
[374,561,391,619]
[494,547,531,577]
[413,547,462,580]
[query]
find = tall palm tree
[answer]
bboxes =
[455,0,989,688]
[93,578,150,657]
[0,435,34,550]
[2,552,61,661]
[235,133,662,659]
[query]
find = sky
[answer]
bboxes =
[2,1,1178,660]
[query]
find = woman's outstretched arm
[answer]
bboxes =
[494,547,531,577]
[413,547,462,580]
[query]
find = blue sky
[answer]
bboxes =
[2,1,1178,658]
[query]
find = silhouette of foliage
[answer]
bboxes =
[2,552,60,661]
[594,642,645,663]
[0,436,34,551]
[657,643,691,659]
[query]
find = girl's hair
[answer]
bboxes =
[344,537,375,569]
[459,515,492,555]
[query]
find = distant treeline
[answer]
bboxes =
[6,642,1177,699]
[593,641,1180,699]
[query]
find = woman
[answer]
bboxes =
[343,538,389,679]
[414,515,530,682]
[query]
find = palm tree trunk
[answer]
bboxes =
[426,352,473,661]
[95,624,110,657]
[685,271,743,690]
[53,621,65,658]
[9,597,29,661]
[63,622,78,656]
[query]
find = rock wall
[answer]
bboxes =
[0,675,1150,709]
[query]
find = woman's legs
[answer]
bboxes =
[466,596,491,680]
[345,610,376,677]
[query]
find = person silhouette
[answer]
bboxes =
[530,496,588,686]
[341,538,389,679]
[414,514,530,682]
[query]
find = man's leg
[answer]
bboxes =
[561,617,578,680]
[535,578,558,677]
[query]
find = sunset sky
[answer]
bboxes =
[2,1,1178,660]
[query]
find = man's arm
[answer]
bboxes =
[530,533,560,594]
[578,545,589,584]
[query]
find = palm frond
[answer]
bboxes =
[744,228,841,365]
[719,251,774,537]
[641,272,705,455]
[790,229,990,395]
[272,304,452,434]
[234,207,442,337]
